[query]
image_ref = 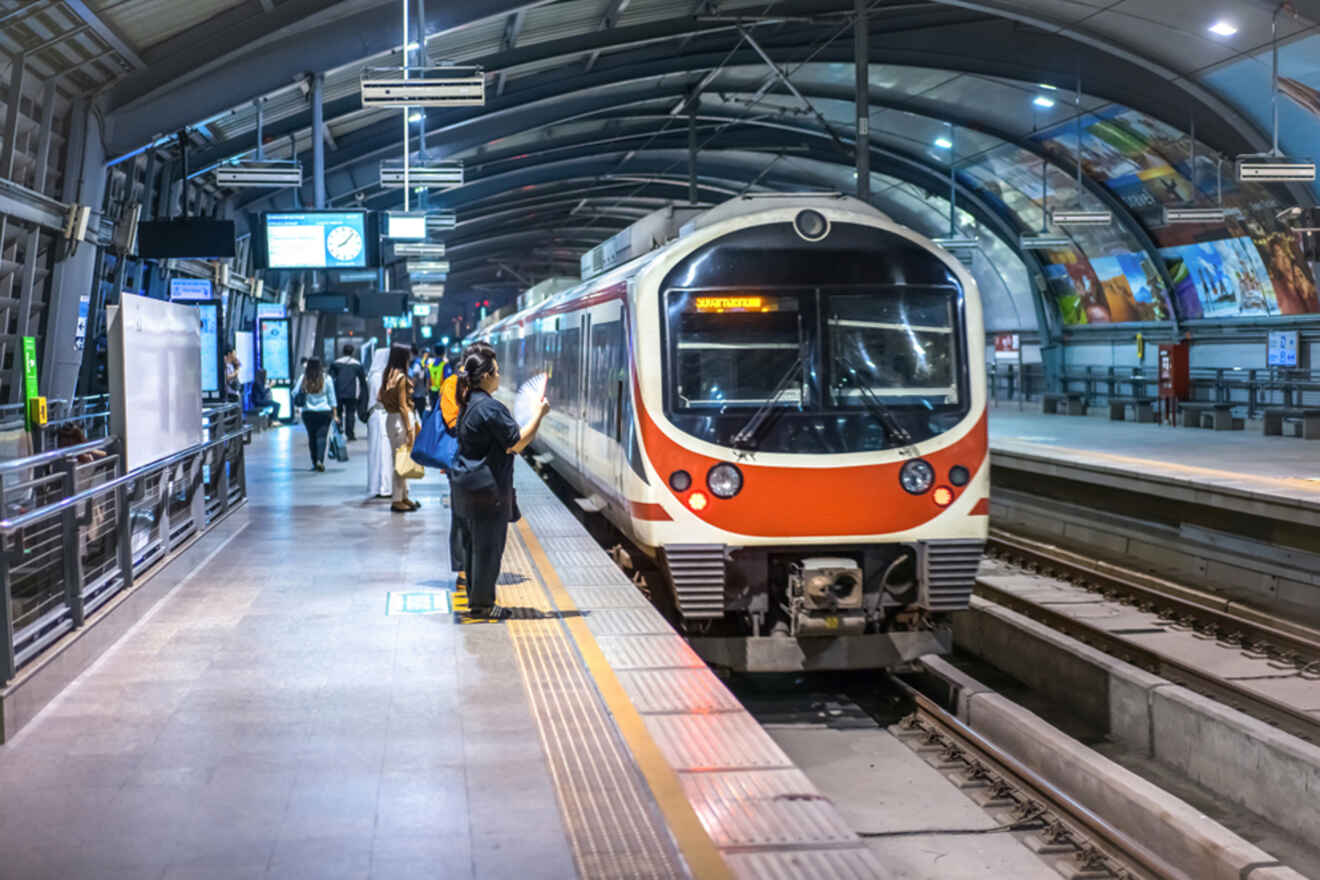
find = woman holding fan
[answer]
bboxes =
[452,342,549,620]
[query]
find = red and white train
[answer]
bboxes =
[472,194,987,670]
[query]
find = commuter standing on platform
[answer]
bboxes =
[453,343,549,620]
[294,358,337,472]
[364,348,393,499]
[330,344,367,441]
[409,346,430,416]
[381,344,420,513]
[438,352,467,594]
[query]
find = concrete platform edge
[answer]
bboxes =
[920,655,1305,880]
[0,503,250,743]
[954,598,1320,856]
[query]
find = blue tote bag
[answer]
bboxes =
[411,406,458,471]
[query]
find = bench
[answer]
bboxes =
[1042,392,1087,416]
[1108,397,1156,423]
[1263,407,1320,440]
[1177,402,1237,431]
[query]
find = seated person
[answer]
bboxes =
[251,369,280,421]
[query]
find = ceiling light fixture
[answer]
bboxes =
[934,137,953,149]
[409,111,423,122]
[1208,20,1238,37]
[1033,95,1056,109]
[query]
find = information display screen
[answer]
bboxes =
[260,318,292,382]
[170,277,214,301]
[264,212,372,269]
[386,213,427,240]
[1268,330,1300,367]
[197,303,221,394]
[256,302,286,320]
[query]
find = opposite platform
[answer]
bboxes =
[989,406,1320,528]
[0,427,883,880]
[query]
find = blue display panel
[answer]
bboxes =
[1268,330,1300,367]
[170,277,214,301]
[260,319,291,382]
[256,302,286,320]
[197,303,221,393]
[265,212,369,269]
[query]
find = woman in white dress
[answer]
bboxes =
[365,348,394,498]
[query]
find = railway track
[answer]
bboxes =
[888,673,1187,880]
[982,528,1320,743]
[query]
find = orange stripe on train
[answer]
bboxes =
[634,375,988,538]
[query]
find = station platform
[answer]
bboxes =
[0,428,882,880]
[988,405,1320,529]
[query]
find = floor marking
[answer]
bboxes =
[515,519,734,880]
[384,590,450,616]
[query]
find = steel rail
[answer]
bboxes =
[887,673,1186,880]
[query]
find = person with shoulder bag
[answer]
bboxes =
[451,342,549,620]
[293,358,337,471]
[379,344,420,513]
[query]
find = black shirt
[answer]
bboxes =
[457,390,521,493]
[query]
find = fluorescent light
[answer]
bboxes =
[934,137,953,149]
[1208,20,1238,36]
[1020,234,1073,249]
[1237,160,1316,182]
[409,111,423,122]
[1049,209,1113,226]
[1033,95,1056,109]
[1037,83,1058,91]
[1164,207,1227,224]
[404,40,420,51]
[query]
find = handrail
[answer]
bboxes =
[0,437,116,475]
[0,425,250,534]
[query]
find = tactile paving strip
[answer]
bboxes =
[586,607,677,637]
[595,635,708,671]
[565,586,652,609]
[502,531,688,879]
[643,713,796,772]
[678,769,860,848]
[724,848,884,880]
[616,668,745,715]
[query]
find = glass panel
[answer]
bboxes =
[668,293,804,408]
[826,290,959,406]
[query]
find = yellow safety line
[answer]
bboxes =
[515,519,734,880]
[1003,438,1320,494]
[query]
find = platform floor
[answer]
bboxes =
[989,404,1320,514]
[0,428,880,880]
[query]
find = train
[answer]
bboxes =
[469,193,987,670]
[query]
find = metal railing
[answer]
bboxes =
[0,405,249,683]
[988,364,1320,419]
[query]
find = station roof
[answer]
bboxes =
[26,0,1318,324]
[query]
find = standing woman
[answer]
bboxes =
[380,344,420,513]
[365,348,393,498]
[294,358,337,471]
[453,343,549,620]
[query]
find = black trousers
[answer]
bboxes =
[301,410,332,465]
[448,478,469,575]
[336,397,359,439]
[461,502,509,609]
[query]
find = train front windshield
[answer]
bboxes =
[667,288,966,453]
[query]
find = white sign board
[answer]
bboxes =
[109,294,204,472]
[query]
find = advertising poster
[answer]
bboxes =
[1089,253,1168,322]
[260,320,291,382]
[1158,237,1278,317]
[1043,252,1105,325]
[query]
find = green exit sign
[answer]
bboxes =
[22,337,37,431]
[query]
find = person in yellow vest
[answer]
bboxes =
[427,346,445,411]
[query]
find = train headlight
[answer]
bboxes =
[932,486,954,507]
[899,459,934,494]
[707,463,743,499]
[793,209,829,241]
[669,470,692,492]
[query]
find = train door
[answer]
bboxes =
[575,312,591,472]
[581,302,625,504]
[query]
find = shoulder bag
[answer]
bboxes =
[410,406,459,471]
[447,405,498,496]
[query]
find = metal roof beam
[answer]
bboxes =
[62,0,145,71]
[495,10,527,96]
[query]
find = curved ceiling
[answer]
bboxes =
[85,0,1320,326]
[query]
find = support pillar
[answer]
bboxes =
[1,52,25,181]
[853,0,869,202]
[312,73,325,209]
[687,90,698,205]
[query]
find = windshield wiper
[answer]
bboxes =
[833,354,916,451]
[731,355,803,451]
